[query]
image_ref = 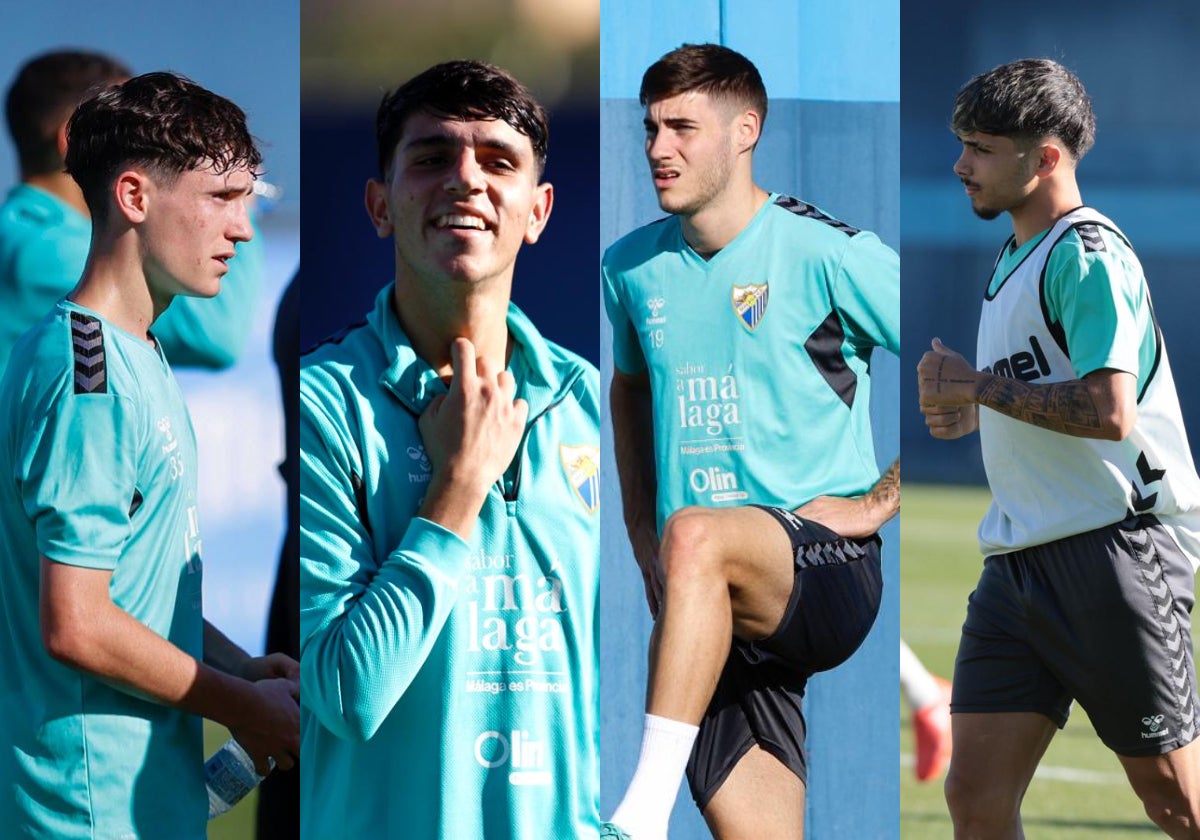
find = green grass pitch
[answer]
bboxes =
[900,483,1181,838]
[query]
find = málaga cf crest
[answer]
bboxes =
[731,283,769,331]
[560,444,600,514]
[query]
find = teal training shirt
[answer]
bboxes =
[0,183,263,373]
[300,285,602,839]
[603,194,900,531]
[0,300,206,838]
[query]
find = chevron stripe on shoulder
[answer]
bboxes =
[774,195,861,237]
[70,311,107,394]
[302,320,368,357]
[1075,223,1107,253]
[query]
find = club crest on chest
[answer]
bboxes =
[560,443,599,514]
[731,283,769,331]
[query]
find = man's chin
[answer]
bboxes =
[971,202,1003,221]
[656,193,694,217]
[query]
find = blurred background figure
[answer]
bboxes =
[900,639,951,782]
[263,273,299,837]
[0,3,298,838]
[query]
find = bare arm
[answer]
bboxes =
[974,372,1133,439]
[793,457,900,538]
[918,337,1135,441]
[609,368,663,616]
[204,620,299,683]
[40,559,299,773]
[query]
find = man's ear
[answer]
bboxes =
[1034,143,1062,179]
[112,169,150,224]
[55,121,70,163]
[733,108,761,154]
[524,181,554,245]
[365,178,393,238]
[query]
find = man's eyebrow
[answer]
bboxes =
[215,178,254,196]
[402,134,525,159]
[644,117,696,129]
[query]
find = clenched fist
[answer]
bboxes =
[918,338,981,439]
[918,338,981,407]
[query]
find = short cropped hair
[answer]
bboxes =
[5,50,132,177]
[952,59,1095,159]
[639,43,768,127]
[64,72,261,223]
[376,60,549,178]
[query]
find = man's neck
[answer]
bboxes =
[68,231,163,346]
[393,274,513,379]
[680,181,769,258]
[23,171,90,217]
[1009,176,1084,247]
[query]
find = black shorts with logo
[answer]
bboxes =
[686,506,883,809]
[954,514,1199,756]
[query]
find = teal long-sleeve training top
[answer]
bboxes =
[300,284,602,839]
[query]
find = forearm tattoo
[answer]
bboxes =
[976,376,1104,436]
[866,458,900,515]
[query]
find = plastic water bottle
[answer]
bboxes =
[205,739,271,818]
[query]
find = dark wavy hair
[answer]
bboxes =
[5,49,132,177]
[640,43,768,128]
[376,60,549,178]
[952,59,1095,159]
[65,71,261,222]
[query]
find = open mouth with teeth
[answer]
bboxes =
[652,170,680,189]
[434,214,488,231]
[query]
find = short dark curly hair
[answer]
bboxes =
[65,71,261,223]
[376,60,549,178]
[952,59,1095,159]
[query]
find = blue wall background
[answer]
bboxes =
[902,2,1200,484]
[600,1,900,837]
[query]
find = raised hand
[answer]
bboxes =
[922,402,979,440]
[417,338,529,538]
[918,338,981,408]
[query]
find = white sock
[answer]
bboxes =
[900,639,942,710]
[609,714,699,840]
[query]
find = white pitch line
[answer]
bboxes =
[901,754,1126,786]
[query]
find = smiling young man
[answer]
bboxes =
[0,50,264,374]
[299,61,602,838]
[602,44,899,840]
[918,59,1200,838]
[0,72,300,839]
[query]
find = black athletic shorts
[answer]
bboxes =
[686,506,883,808]
[954,513,1199,756]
